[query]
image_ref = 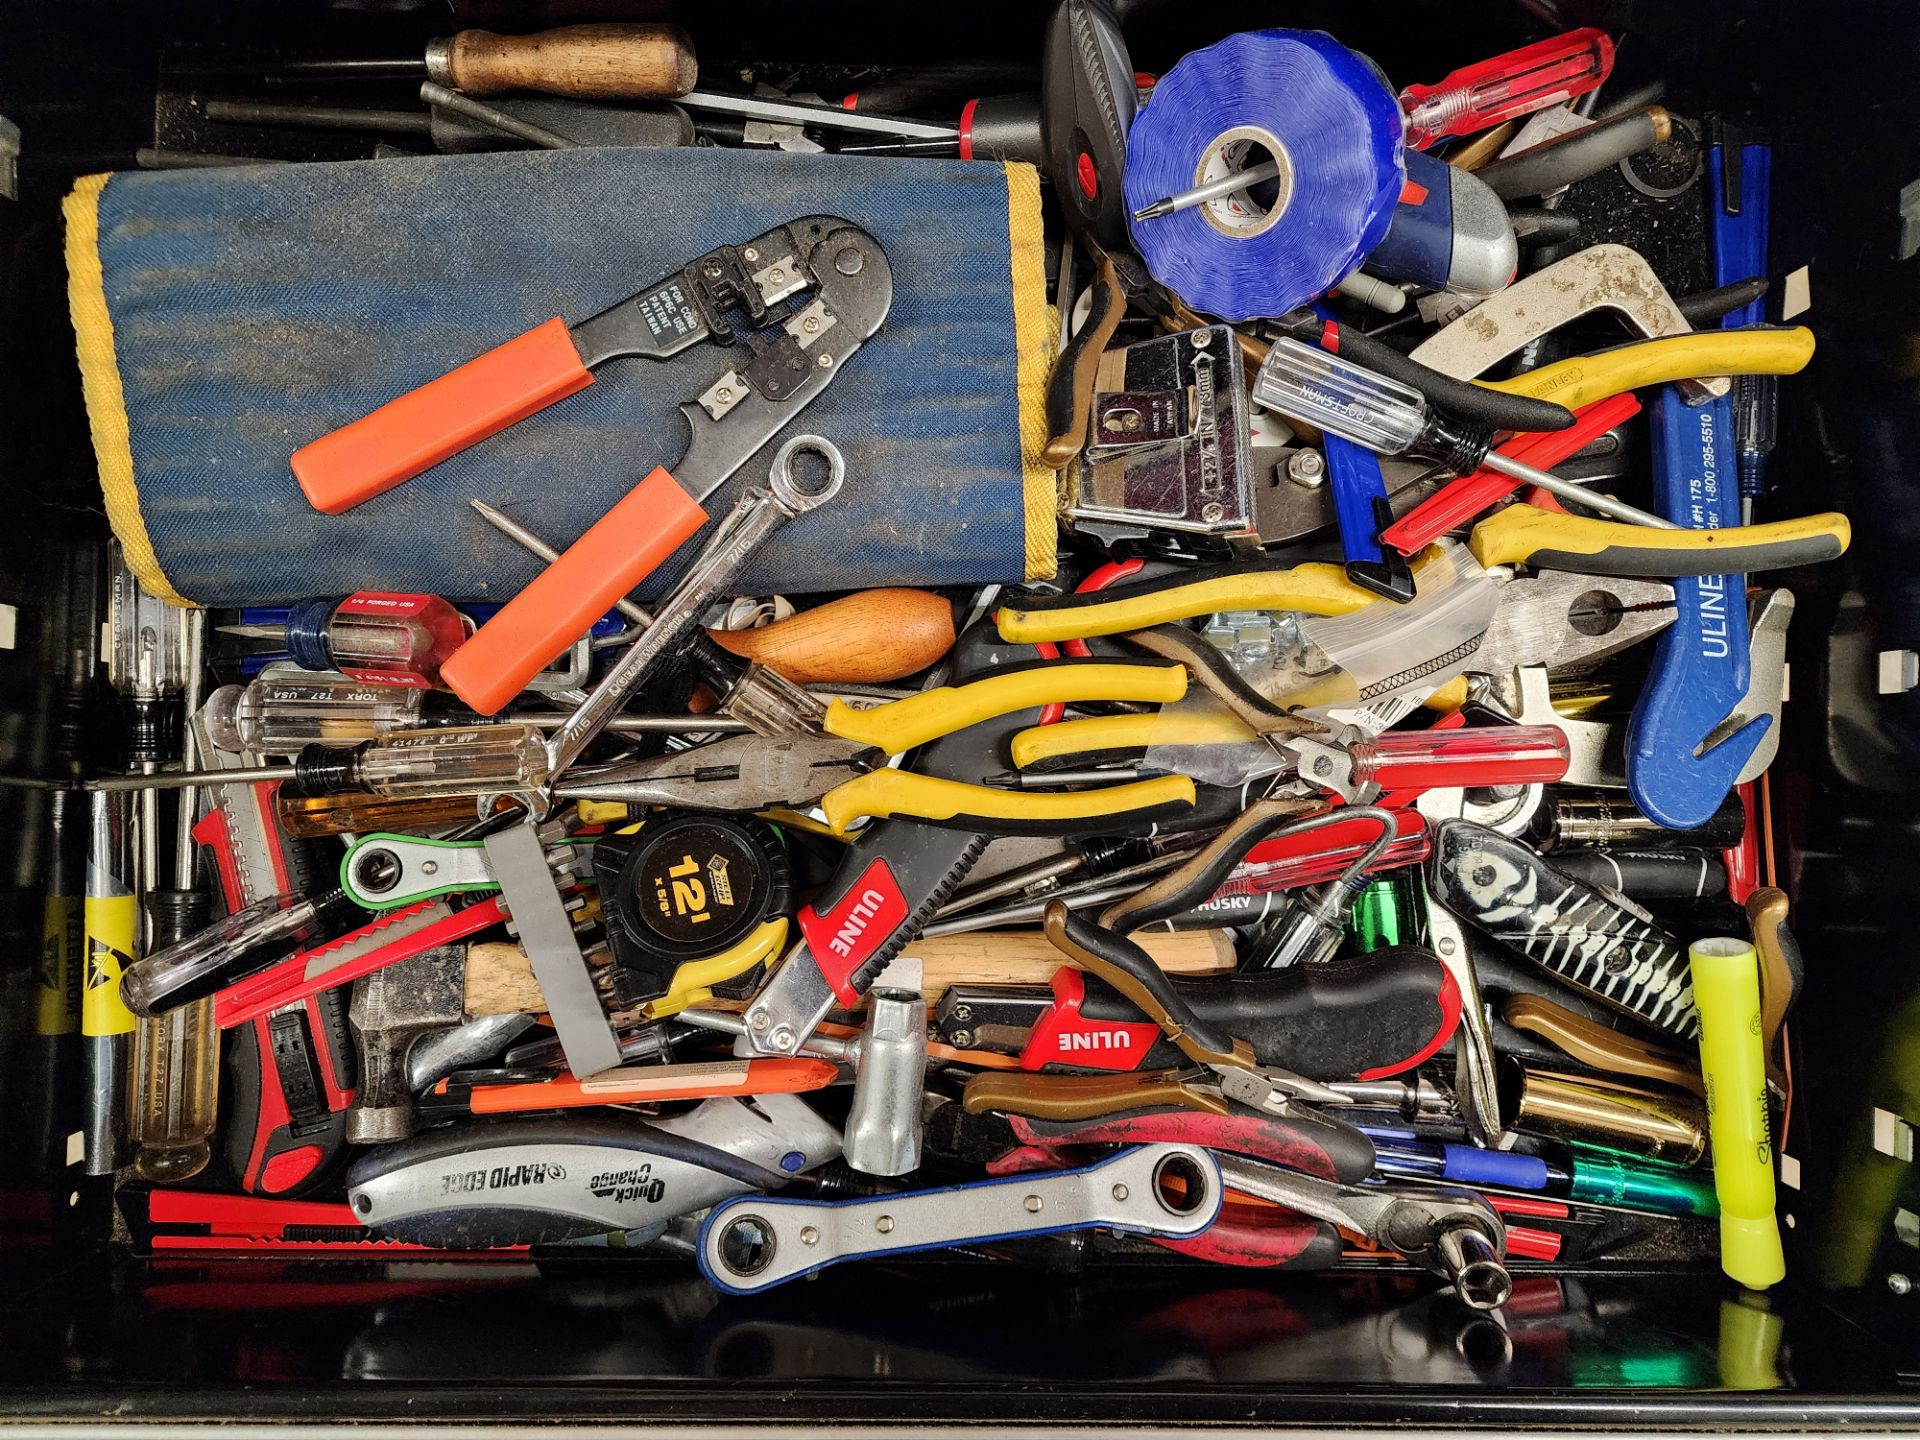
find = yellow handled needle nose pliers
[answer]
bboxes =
[556,659,1200,838]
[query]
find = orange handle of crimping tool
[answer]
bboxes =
[464,1057,839,1113]
[440,467,708,714]
[291,317,595,514]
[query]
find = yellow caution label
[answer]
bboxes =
[37,894,81,1036]
[82,894,139,1037]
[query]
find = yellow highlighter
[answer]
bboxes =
[1690,936,1786,1290]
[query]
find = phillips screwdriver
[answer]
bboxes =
[1399,28,1615,150]
[1252,337,1677,530]
[221,593,470,689]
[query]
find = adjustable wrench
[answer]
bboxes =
[698,1143,1222,1293]
[1214,1153,1512,1310]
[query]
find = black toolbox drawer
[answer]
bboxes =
[3,0,1920,1427]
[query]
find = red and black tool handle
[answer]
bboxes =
[1021,946,1461,1083]
[1005,1104,1375,1185]
[224,988,358,1198]
[1154,1201,1345,1270]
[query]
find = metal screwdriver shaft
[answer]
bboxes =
[1134,159,1283,220]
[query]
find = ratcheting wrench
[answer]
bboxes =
[339,824,583,909]
[1214,1153,1512,1310]
[698,1143,1222,1293]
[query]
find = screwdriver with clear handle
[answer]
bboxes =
[1399,28,1615,151]
[1252,338,1677,530]
[86,724,549,799]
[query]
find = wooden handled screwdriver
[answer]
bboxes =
[275,24,697,102]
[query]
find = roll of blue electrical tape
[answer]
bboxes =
[1123,29,1406,322]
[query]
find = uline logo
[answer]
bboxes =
[830,889,891,958]
[588,1166,667,1205]
[438,1161,567,1196]
[798,859,907,978]
[1056,1030,1130,1052]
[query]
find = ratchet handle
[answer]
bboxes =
[441,467,709,714]
[292,318,594,514]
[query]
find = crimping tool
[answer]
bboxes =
[291,217,892,714]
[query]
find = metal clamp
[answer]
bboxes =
[1216,1154,1512,1310]
[698,1144,1222,1294]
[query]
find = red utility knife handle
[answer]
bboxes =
[439,466,709,714]
[1382,392,1642,555]
[213,897,509,1028]
[291,318,595,514]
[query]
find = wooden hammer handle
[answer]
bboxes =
[435,24,697,101]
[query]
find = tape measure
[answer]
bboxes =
[592,813,792,1009]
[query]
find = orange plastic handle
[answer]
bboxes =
[291,317,595,514]
[465,1057,839,1113]
[441,466,708,714]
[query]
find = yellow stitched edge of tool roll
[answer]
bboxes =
[1006,162,1060,581]
[820,770,1196,838]
[64,174,190,606]
[1011,708,1261,768]
[824,662,1188,755]
[1478,328,1816,411]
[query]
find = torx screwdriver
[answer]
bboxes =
[1252,337,1678,529]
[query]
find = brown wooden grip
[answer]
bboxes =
[439,24,697,101]
[961,1068,1224,1121]
[708,589,956,685]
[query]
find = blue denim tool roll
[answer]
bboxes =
[65,146,1056,606]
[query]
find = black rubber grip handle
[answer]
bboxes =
[1078,945,1459,1084]
[1479,106,1668,199]
[1548,849,1727,901]
[1045,901,1239,1060]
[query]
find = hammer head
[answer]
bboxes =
[347,946,465,1144]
